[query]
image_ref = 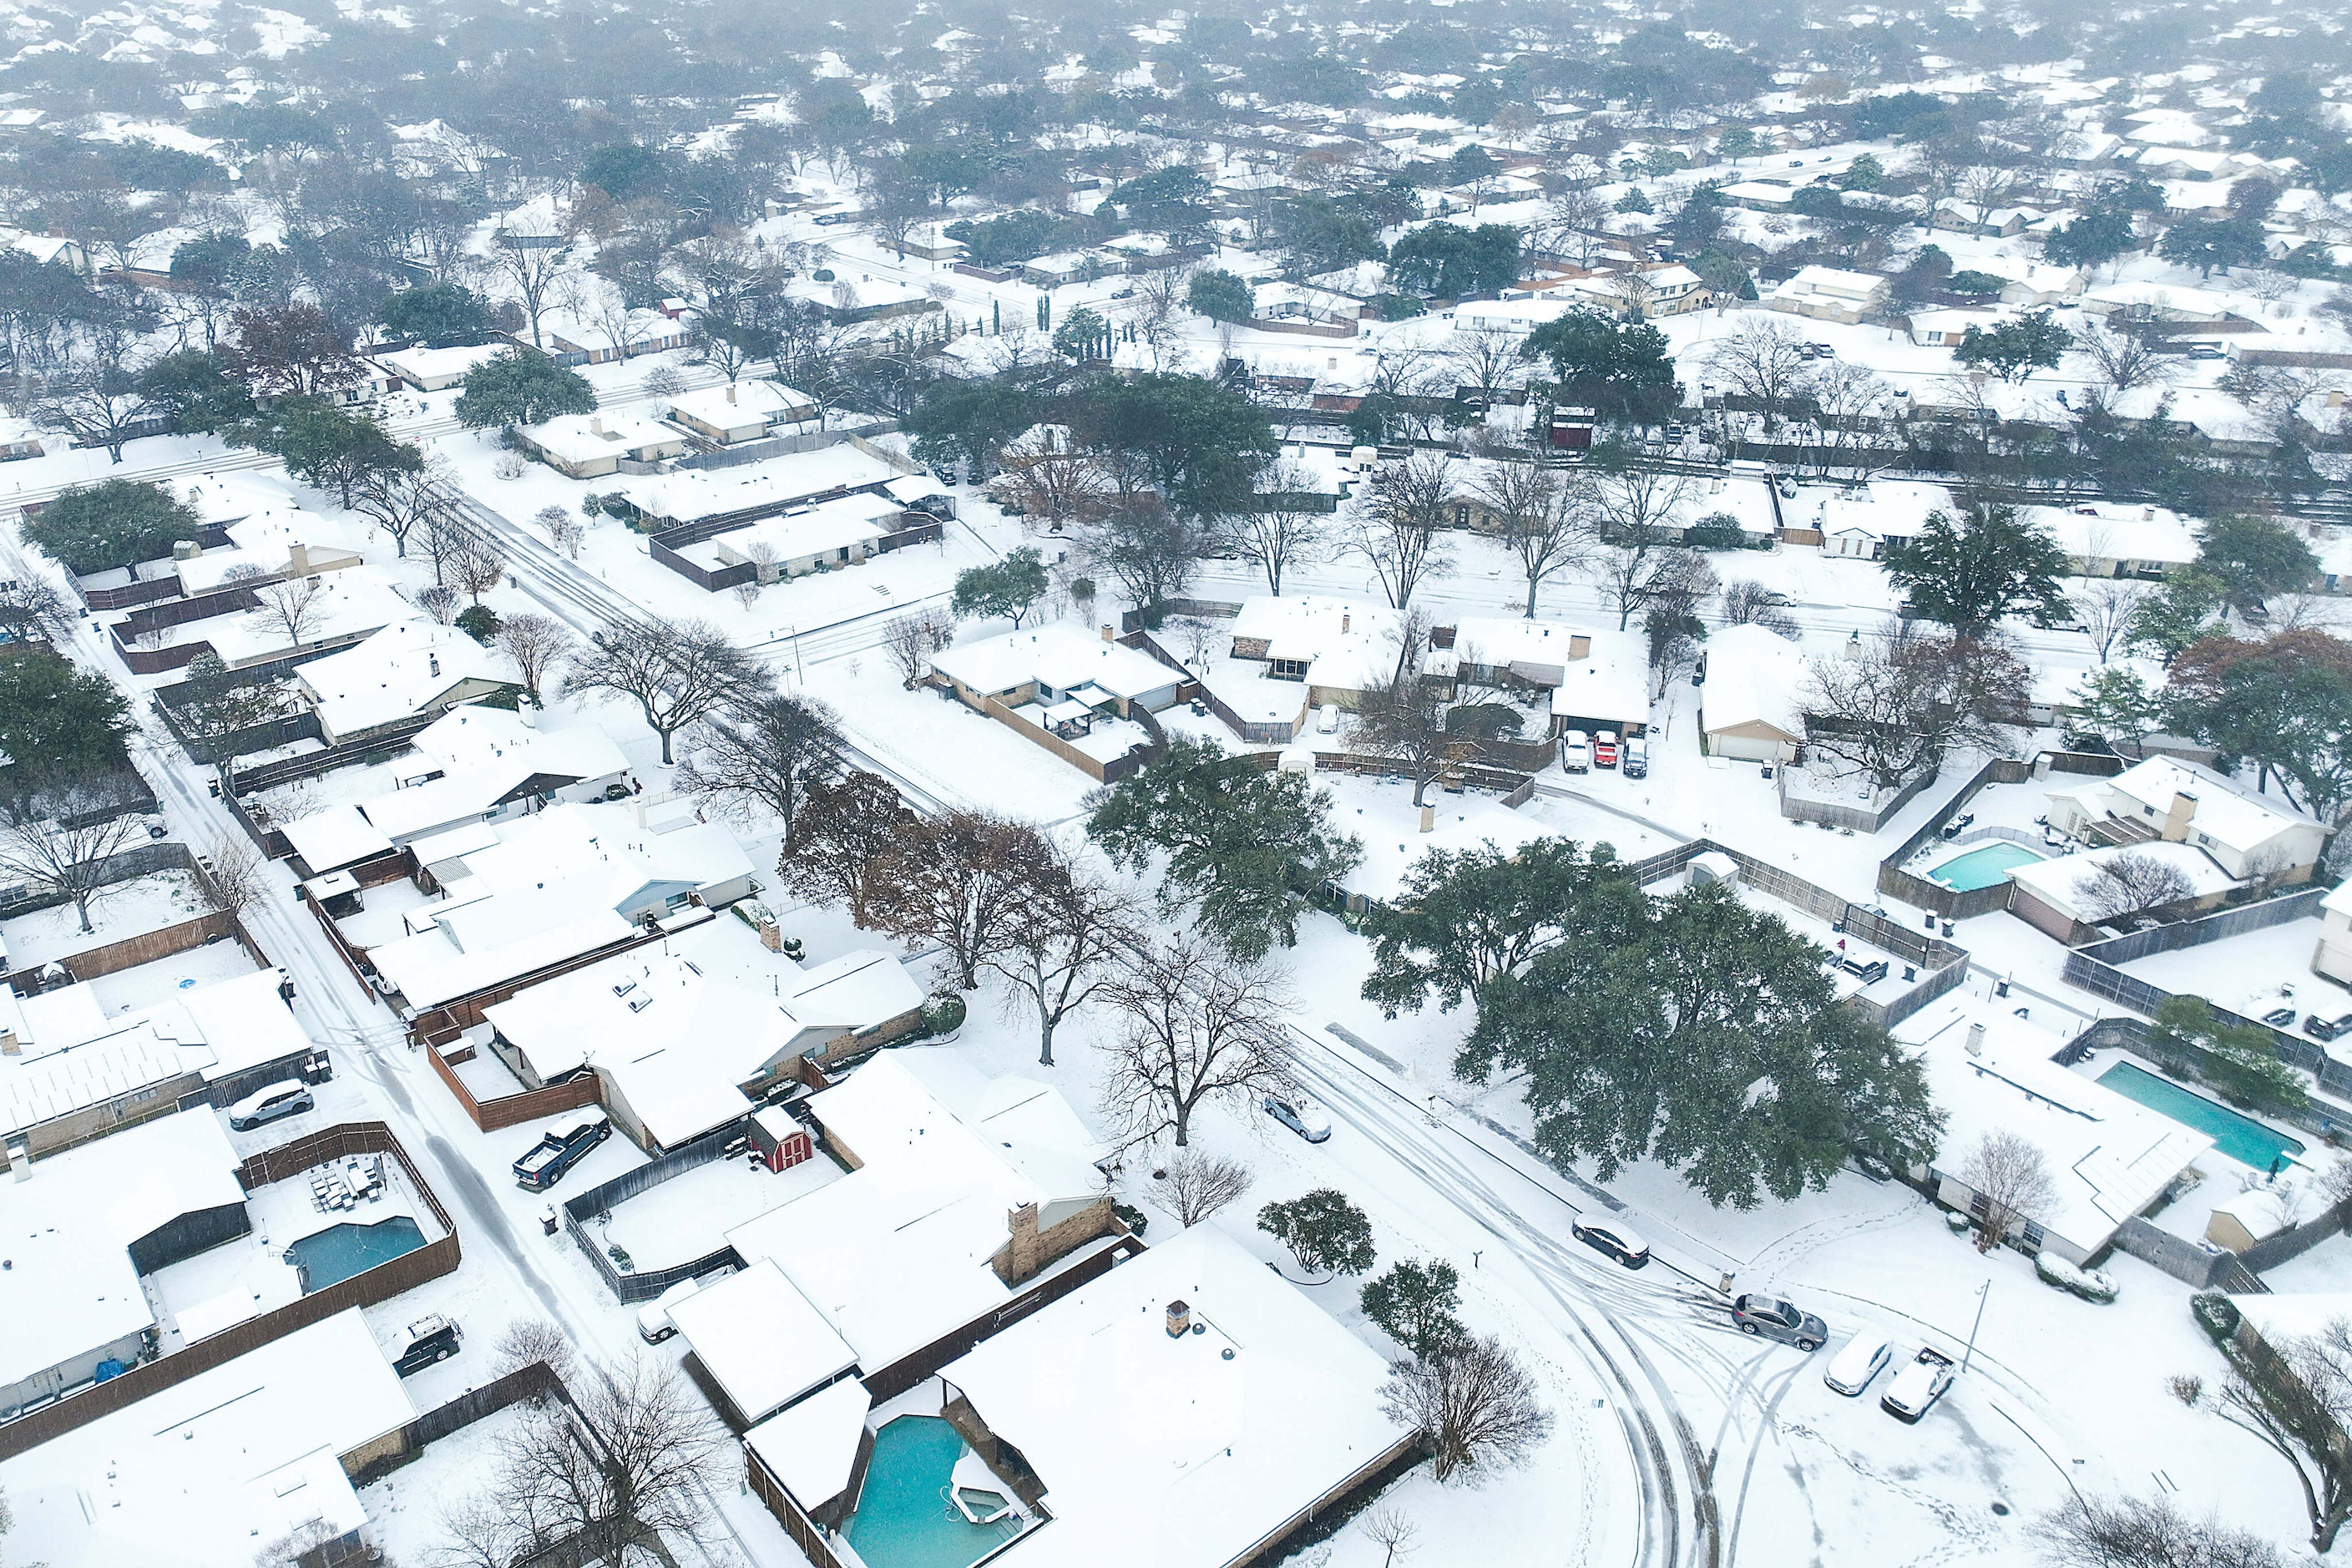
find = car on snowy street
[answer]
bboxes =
[1731,1294,1828,1350]
[1880,1347,1956,1423]
[1571,1216,1651,1269]
[1263,1096,1332,1143]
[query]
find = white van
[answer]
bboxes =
[638,1265,738,1342]
[1560,729,1591,772]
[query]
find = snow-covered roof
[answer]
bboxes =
[175,505,367,594]
[726,1051,1107,1372]
[707,493,902,564]
[2054,756,2319,858]
[410,705,629,780]
[666,1259,858,1424]
[2007,838,2242,922]
[376,343,506,384]
[1700,624,1808,741]
[190,569,414,670]
[938,1227,1409,1568]
[283,805,396,875]
[1229,595,1415,694]
[1904,1001,2213,1256]
[933,623,1182,704]
[0,1310,414,1568]
[350,730,630,847]
[664,380,817,432]
[295,620,507,737]
[617,445,904,524]
[743,1376,871,1510]
[783,948,925,1032]
[517,411,680,465]
[2026,503,2200,565]
[0,1109,245,1398]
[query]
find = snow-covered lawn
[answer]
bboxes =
[1,868,217,969]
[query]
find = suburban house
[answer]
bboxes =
[121,566,416,675]
[170,503,368,594]
[1903,1003,2211,1265]
[1767,266,1890,324]
[932,624,1183,781]
[1960,255,2085,306]
[294,621,517,743]
[513,412,687,478]
[716,1050,1131,1405]
[377,343,507,392]
[2028,503,2201,579]
[1700,624,1809,762]
[2046,757,2324,882]
[0,968,317,1168]
[355,799,755,1013]
[0,1109,249,1415]
[663,382,821,446]
[744,1225,1412,1568]
[708,493,910,581]
[1227,595,1415,712]
[0,1309,417,1568]
[615,444,909,533]
[478,922,923,1152]
[1444,618,1650,738]
[1908,308,2005,348]
[281,708,632,874]
[2081,281,2235,326]
[2006,840,2247,944]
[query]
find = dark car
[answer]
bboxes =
[2263,1007,2299,1029]
[1571,1216,1651,1269]
[391,1314,462,1377]
[1732,1293,1828,1350]
[2306,1014,2347,1043]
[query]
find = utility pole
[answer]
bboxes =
[1961,1278,1990,1373]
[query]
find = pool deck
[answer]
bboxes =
[142,1159,438,1353]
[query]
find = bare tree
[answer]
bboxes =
[1593,541,1712,635]
[2079,322,2175,396]
[0,778,150,933]
[492,1318,578,1389]
[1226,459,1329,596]
[1473,458,1591,617]
[418,503,480,589]
[1127,263,1191,372]
[995,428,1115,528]
[496,613,573,705]
[869,812,1056,991]
[1348,453,1457,610]
[2206,1317,2352,1550]
[2071,579,2154,663]
[415,583,460,625]
[1802,362,1901,480]
[1799,624,2030,791]
[488,216,575,349]
[1160,1149,1255,1227]
[778,770,916,925]
[569,615,771,765]
[0,549,72,644]
[450,526,507,604]
[2071,851,2197,924]
[1704,316,1813,437]
[352,454,456,559]
[985,847,1138,1065]
[199,831,266,919]
[1447,327,1524,413]
[433,1354,723,1568]
[1098,936,1293,1150]
[1720,580,1799,639]
[535,503,587,559]
[2041,1491,2284,1568]
[883,608,955,688]
[1363,1505,1422,1568]
[675,694,845,833]
[250,574,331,652]
[1348,650,1454,809]
[1956,1130,2057,1252]
[1381,1335,1554,1485]
[30,363,158,465]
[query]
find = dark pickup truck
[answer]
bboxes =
[512,1111,611,1191]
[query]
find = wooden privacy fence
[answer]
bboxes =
[0,1121,459,1463]
[424,1033,606,1133]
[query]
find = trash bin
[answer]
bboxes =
[541,1204,559,1237]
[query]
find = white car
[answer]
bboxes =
[637,1268,736,1343]
[228,1080,313,1131]
[1880,1347,1955,1423]
[1823,1335,1892,1397]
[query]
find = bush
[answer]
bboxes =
[921,992,968,1036]
[1113,1200,1150,1237]
[457,604,503,644]
[2035,1252,2119,1302]
[2192,1290,2242,1344]
[813,268,836,283]
[1683,515,1749,551]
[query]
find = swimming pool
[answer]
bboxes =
[2097,1061,2307,1171]
[845,1417,1024,1568]
[286,1216,428,1292]
[1927,842,2045,893]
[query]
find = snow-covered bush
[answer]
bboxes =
[920,992,967,1038]
[2035,1252,2118,1303]
[2192,1291,2241,1344]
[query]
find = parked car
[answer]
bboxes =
[1593,731,1621,769]
[1823,1335,1893,1396]
[1571,1216,1651,1269]
[1812,342,1836,359]
[512,1111,613,1191]
[1622,736,1650,778]
[228,1080,314,1131]
[392,1314,463,1377]
[638,1265,740,1343]
[812,211,860,226]
[1560,729,1591,772]
[1753,589,1793,608]
[1880,1347,1956,1423]
[1263,1096,1332,1144]
[2305,1014,2350,1043]
[1731,1293,1828,1350]
[2183,342,2225,361]
[2263,1007,2299,1029]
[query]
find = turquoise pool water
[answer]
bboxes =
[286,1216,427,1292]
[846,1417,1023,1568]
[2097,1061,2307,1170]
[1928,842,2045,893]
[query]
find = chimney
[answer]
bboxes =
[1419,803,1436,833]
[1569,633,1591,660]
[1165,1299,1192,1338]
[631,795,648,829]
[1844,629,1862,660]
[591,415,605,436]
[2162,792,2198,842]
[286,541,311,574]
[1965,1023,1985,1056]
[173,539,202,561]
[0,1026,18,1056]
[1100,623,1114,642]
[1341,612,1352,635]
[427,654,441,678]
[726,383,737,404]
[998,1202,1043,1285]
